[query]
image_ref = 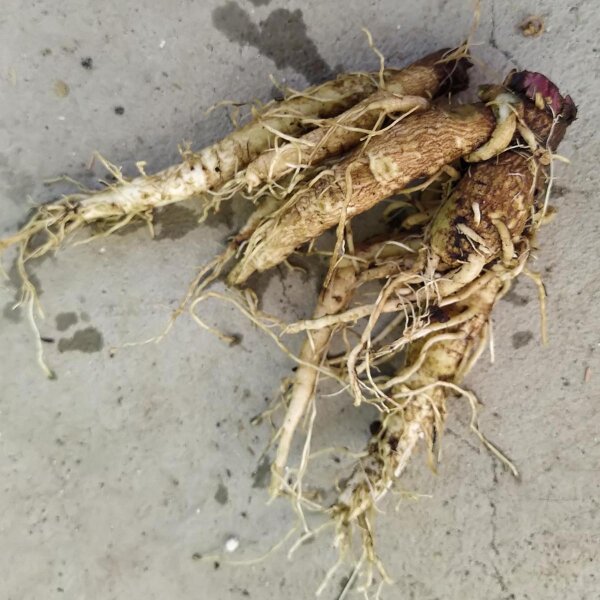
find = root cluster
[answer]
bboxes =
[0,35,577,597]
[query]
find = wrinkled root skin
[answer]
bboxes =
[429,151,536,267]
[230,103,495,285]
[0,48,473,277]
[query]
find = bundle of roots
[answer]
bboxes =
[1,39,576,596]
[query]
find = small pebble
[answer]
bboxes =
[53,80,70,98]
[519,15,544,37]
[224,536,239,553]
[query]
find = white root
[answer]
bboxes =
[0,68,411,258]
[2,47,470,266]
[270,265,356,496]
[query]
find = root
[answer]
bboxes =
[188,290,343,385]
[244,93,429,191]
[523,268,548,345]
[465,92,519,162]
[271,235,418,497]
[230,103,495,284]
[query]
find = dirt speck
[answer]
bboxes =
[58,326,104,353]
[80,57,93,69]
[154,205,199,240]
[519,15,544,37]
[212,3,332,84]
[214,483,229,504]
[114,106,125,115]
[55,312,78,331]
[53,80,70,98]
[251,456,271,489]
[512,331,533,349]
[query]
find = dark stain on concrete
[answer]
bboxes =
[212,2,332,84]
[214,482,229,504]
[55,311,78,331]
[114,217,146,236]
[550,185,569,198]
[512,331,533,349]
[503,282,530,307]
[248,0,271,5]
[154,205,199,241]
[58,326,104,353]
[251,455,271,489]
[2,302,21,323]
[80,311,91,322]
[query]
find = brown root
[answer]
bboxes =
[230,103,496,285]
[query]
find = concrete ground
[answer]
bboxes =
[1,0,599,598]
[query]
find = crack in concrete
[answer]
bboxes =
[488,460,513,597]
[489,1,520,68]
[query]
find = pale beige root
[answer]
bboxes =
[0,47,470,263]
[230,103,496,285]
[270,265,356,497]
[270,236,421,497]
[277,84,570,343]
[243,44,474,191]
[465,90,520,162]
[244,93,430,191]
[332,275,504,560]
[0,69,376,259]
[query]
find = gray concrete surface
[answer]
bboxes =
[1,0,599,598]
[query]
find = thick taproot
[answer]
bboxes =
[429,151,536,266]
[230,103,495,284]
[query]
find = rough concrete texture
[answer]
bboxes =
[1,1,599,598]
